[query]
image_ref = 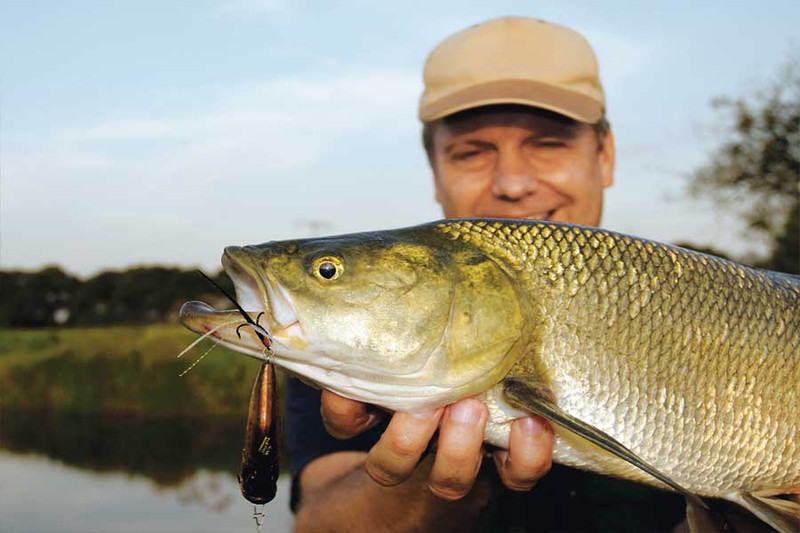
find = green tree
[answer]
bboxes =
[689,58,799,274]
[69,267,234,326]
[0,267,81,327]
[0,266,233,327]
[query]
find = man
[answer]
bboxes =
[286,17,686,532]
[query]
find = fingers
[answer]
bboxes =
[428,398,488,501]
[493,416,553,491]
[365,408,443,486]
[326,393,553,501]
[320,390,382,439]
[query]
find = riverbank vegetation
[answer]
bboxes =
[0,324,273,417]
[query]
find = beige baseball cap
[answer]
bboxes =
[419,16,605,124]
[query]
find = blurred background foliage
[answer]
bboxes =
[0,267,234,328]
[688,57,799,274]
[0,324,268,416]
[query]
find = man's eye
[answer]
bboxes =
[537,139,567,148]
[452,150,482,160]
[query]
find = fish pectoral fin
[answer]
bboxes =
[731,487,800,533]
[502,377,707,511]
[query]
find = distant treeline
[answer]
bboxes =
[1,238,786,329]
[0,266,234,328]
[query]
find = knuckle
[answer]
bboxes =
[508,457,552,483]
[322,393,360,419]
[323,425,352,440]
[320,412,354,439]
[439,448,478,470]
[365,462,405,487]
[428,478,471,501]
[386,433,424,460]
[503,479,537,492]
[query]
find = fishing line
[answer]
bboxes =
[177,320,239,359]
[179,338,221,377]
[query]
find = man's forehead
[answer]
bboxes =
[436,105,583,140]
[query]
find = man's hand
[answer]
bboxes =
[320,391,554,499]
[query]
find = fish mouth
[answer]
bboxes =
[178,248,306,360]
[222,246,306,348]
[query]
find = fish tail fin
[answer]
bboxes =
[730,487,800,533]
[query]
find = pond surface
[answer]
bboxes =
[0,411,293,533]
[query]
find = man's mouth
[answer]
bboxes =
[476,209,557,220]
[522,209,556,221]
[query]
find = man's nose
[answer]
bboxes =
[492,149,537,200]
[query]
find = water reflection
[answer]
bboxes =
[0,410,293,532]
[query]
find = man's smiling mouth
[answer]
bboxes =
[477,209,557,221]
[522,210,556,221]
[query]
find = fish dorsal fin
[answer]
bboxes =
[502,377,708,511]
[731,487,800,533]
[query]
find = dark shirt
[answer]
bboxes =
[285,376,686,532]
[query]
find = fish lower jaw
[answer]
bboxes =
[274,356,456,412]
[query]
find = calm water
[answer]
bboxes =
[0,411,293,533]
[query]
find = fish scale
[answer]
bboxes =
[437,220,799,496]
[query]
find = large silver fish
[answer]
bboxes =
[181,219,800,532]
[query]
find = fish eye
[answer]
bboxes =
[319,262,336,279]
[312,256,344,281]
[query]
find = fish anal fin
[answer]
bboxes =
[685,498,726,533]
[732,488,800,533]
[502,377,708,511]
[686,497,785,533]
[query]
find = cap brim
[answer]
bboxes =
[419,79,603,123]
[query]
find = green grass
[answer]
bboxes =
[0,324,280,416]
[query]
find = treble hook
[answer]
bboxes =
[236,313,268,340]
[198,270,273,350]
[252,504,266,532]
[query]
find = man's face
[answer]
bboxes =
[430,107,615,226]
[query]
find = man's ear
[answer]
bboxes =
[600,128,615,188]
[433,170,443,204]
[425,121,444,205]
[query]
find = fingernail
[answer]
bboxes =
[519,417,542,435]
[493,450,509,470]
[449,400,482,425]
[411,407,441,419]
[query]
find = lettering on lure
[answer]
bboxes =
[239,361,281,505]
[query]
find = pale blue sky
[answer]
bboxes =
[2,1,798,275]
